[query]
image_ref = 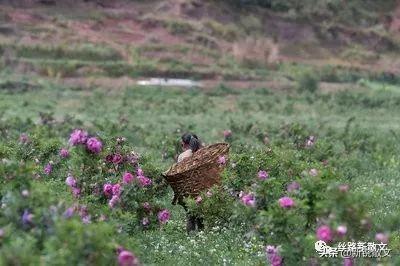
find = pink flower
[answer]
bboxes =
[339,184,349,192]
[223,129,232,139]
[305,136,316,148]
[59,148,70,158]
[72,187,81,198]
[118,250,139,266]
[287,181,300,192]
[44,163,52,175]
[241,193,256,207]
[103,183,113,197]
[158,209,170,224]
[63,207,74,218]
[375,233,389,243]
[127,154,139,165]
[138,176,152,187]
[195,196,202,204]
[112,183,121,196]
[86,137,102,154]
[265,245,278,255]
[98,214,107,222]
[137,168,144,176]
[343,258,354,266]
[82,215,91,224]
[142,202,150,210]
[206,190,213,197]
[19,133,30,144]
[112,153,124,164]
[22,209,34,225]
[309,168,318,177]
[217,156,226,165]
[142,217,150,226]
[122,172,134,184]
[109,195,120,208]
[278,196,295,208]
[65,175,77,188]
[316,225,332,242]
[336,225,347,237]
[258,170,269,180]
[265,245,283,266]
[68,129,88,146]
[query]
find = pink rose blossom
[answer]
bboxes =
[375,233,389,243]
[86,137,103,154]
[59,148,70,158]
[339,184,349,192]
[158,209,170,224]
[127,153,139,165]
[223,129,232,139]
[63,207,74,218]
[336,225,347,237]
[22,209,34,225]
[241,193,256,207]
[309,168,318,177]
[142,217,150,226]
[195,196,202,204]
[65,175,77,188]
[112,184,121,196]
[72,187,81,198]
[122,172,134,184]
[82,215,91,224]
[137,168,144,176]
[305,135,316,148]
[118,250,139,266]
[138,176,152,187]
[278,196,295,208]
[258,170,269,180]
[265,245,283,266]
[44,163,52,175]
[343,258,354,266]
[68,129,88,146]
[109,195,120,208]
[19,133,30,144]
[142,202,150,210]
[287,181,300,192]
[103,183,113,197]
[316,225,332,242]
[112,153,124,164]
[217,156,226,165]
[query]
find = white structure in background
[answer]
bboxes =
[137,78,202,88]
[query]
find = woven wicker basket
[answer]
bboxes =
[164,143,230,203]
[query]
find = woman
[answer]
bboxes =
[177,133,201,162]
[175,133,204,232]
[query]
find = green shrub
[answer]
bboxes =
[297,71,319,93]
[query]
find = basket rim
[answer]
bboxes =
[164,142,229,177]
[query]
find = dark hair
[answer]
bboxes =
[181,133,200,153]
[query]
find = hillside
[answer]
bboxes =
[1,0,400,88]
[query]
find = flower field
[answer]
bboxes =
[0,71,399,265]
